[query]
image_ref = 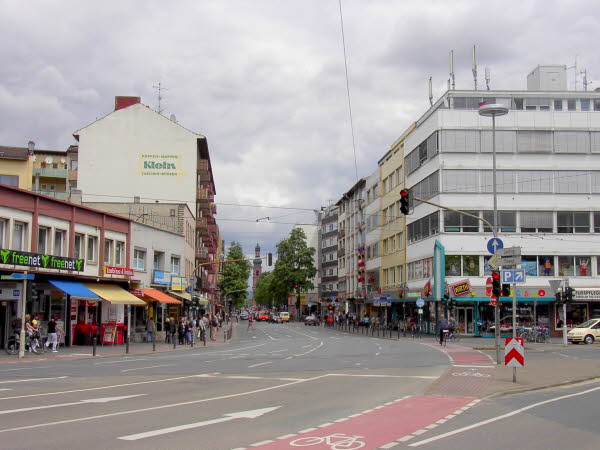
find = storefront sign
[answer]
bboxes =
[0,249,84,271]
[450,280,471,297]
[170,275,186,291]
[153,270,171,285]
[573,289,600,301]
[104,266,134,277]
[129,289,143,297]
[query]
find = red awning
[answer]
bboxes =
[143,288,181,305]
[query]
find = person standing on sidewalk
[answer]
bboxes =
[169,316,177,343]
[146,316,155,343]
[438,316,449,346]
[45,316,64,352]
[164,318,171,343]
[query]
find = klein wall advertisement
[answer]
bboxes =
[137,153,187,178]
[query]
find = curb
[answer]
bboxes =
[486,375,600,399]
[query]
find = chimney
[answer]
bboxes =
[115,96,141,111]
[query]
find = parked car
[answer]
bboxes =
[269,313,282,324]
[239,312,249,320]
[257,311,269,321]
[568,318,600,344]
[279,312,290,322]
[304,314,319,326]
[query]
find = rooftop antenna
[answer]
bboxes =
[472,45,478,90]
[428,76,433,106]
[449,50,455,90]
[485,67,491,90]
[581,68,591,91]
[152,82,168,114]
[568,55,579,90]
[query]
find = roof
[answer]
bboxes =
[0,146,29,161]
[335,178,366,206]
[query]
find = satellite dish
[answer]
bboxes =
[32,155,37,161]
[45,156,53,164]
[169,114,177,123]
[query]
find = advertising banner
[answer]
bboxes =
[0,248,84,271]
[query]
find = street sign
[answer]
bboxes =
[496,247,521,258]
[416,299,425,307]
[418,308,423,314]
[501,269,526,283]
[548,280,562,293]
[498,256,520,267]
[487,238,504,255]
[490,297,498,306]
[487,254,499,270]
[504,338,525,368]
[406,292,420,298]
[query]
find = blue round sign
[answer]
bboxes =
[487,238,504,255]
[416,299,425,307]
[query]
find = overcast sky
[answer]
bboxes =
[2,0,599,257]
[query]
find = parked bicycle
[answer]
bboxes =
[518,326,550,343]
[442,329,461,345]
[4,332,46,355]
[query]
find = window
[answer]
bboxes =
[580,99,590,111]
[153,252,164,271]
[442,130,480,153]
[554,99,563,110]
[481,130,517,153]
[411,170,439,205]
[558,256,575,277]
[443,211,479,232]
[171,256,180,274]
[442,170,479,193]
[513,98,524,110]
[396,167,403,186]
[38,227,49,253]
[133,249,146,270]
[521,256,538,276]
[383,238,389,255]
[13,222,26,250]
[445,255,461,276]
[520,211,553,233]
[463,255,480,276]
[539,256,554,276]
[517,131,552,153]
[556,171,589,193]
[54,230,65,256]
[104,239,113,265]
[554,131,589,154]
[74,234,83,259]
[481,170,516,193]
[115,241,124,266]
[575,256,591,276]
[407,212,439,244]
[0,175,19,187]
[482,211,516,232]
[518,171,553,193]
[594,212,600,232]
[567,99,576,111]
[396,232,404,251]
[557,212,590,233]
[87,236,97,262]
[594,99,600,111]
[0,218,6,247]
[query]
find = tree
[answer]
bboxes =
[220,242,251,307]
[271,228,317,315]
[254,272,276,306]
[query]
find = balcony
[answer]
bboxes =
[198,172,211,183]
[197,188,209,203]
[197,159,209,172]
[196,247,209,261]
[206,215,216,225]
[196,217,208,231]
[338,248,345,257]
[32,189,68,200]
[33,167,67,178]
[208,224,217,234]
[338,227,346,237]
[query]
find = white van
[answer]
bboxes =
[279,312,290,322]
[568,318,600,344]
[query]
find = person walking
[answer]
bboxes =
[169,316,177,344]
[438,315,450,346]
[45,316,64,352]
[247,313,255,332]
[164,318,171,343]
[178,317,185,345]
[146,316,155,343]
[210,314,218,340]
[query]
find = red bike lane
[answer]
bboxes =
[247,344,494,449]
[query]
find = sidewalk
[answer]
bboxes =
[0,322,237,364]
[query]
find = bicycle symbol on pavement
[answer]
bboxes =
[290,433,366,449]
[451,368,491,378]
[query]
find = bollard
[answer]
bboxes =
[92,335,97,357]
[203,330,206,346]
[152,333,156,352]
[125,335,129,354]
[173,335,176,349]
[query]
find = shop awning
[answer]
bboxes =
[168,290,192,302]
[143,288,181,305]
[84,283,146,305]
[49,280,100,300]
[196,298,209,306]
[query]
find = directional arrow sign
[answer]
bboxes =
[549,279,562,293]
[487,238,504,255]
[0,394,145,415]
[504,338,525,368]
[118,406,281,440]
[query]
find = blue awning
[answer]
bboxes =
[49,280,100,299]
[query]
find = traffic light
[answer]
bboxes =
[400,189,411,215]
[501,284,510,297]
[293,284,298,290]
[563,287,574,303]
[267,253,273,266]
[555,290,562,303]
[491,271,501,299]
[449,298,457,309]
[328,304,333,311]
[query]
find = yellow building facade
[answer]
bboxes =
[0,146,33,190]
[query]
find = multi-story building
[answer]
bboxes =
[31,148,71,200]
[336,179,366,316]
[404,64,600,336]
[72,96,219,305]
[363,167,383,319]
[377,125,414,323]
[0,145,33,190]
[317,205,338,312]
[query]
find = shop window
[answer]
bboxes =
[483,255,494,275]
[521,256,538,276]
[539,256,554,276]
[558,256,574,277]
[575,256,591,276]
[445,255,461,276]
[556,303,588,329]
[463,255,479,276]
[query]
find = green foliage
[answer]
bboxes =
[253,272,275,306]
[220,242,251,306]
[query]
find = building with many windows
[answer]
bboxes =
[404,65,600,336]
[318,205,338,310]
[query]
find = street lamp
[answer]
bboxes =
[478,103,509,365]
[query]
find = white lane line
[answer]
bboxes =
[121,364,176,373]
[0,376,68,384]
[334,418,349,423]
[0,374,331,433]
[269,349,288,353]
[277,434,297,439]
[224,376,303,381]
[0,389,12,392]
[0,366,51,372]
[348,413,362,418]
[380,442,399,449]
[435,419,447,424]
[424,424,438,429]
[248,362,272,368]
[376,352,381,356]
[94,358,148,365]
[283,327,319,340]
[251,441,274,447]
[409,385,600,447]
[0,394,145,415]
[0,374,207,401]
[412,429,427,436]
[301,345,312,348]
[398,435,415,442]
[452,364,494,368]
[362,409,374,414]
[285,356,293,360]
[318,422,333,428]
[326,373,437,379]
[445,414,456,419]
[298,427,318,434]
[293,341,323,357]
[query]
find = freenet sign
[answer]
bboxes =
[0,249,84,272]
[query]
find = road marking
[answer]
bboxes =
[376,352,381,356]
[0,374,208,401]
[277,434,297,439]
[0,366,51,372]
[118,407,280,440]
[94,358,148,365]
[0,394,145,415]
[452,364,494,368]
[293,341,323,357]
[283,327,319,340]
[285,356,293,360]
[0,375,330,433]
[0,376,67,384]
[327,374,437,379]
[0,389,12,392]
[318,422,333,427]
[121,364,176,373]
[381,442,399,448]
[269,349,288,353]
[409,385,600,447]
[248,362,272,368]
[298,427,318,433]
[251,441,275,447]
[334,418,349,423]
[398,435,415,442]
[301,344,312,348]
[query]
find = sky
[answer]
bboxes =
[2,0,599,258]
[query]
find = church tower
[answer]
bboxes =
[252,243,263,291]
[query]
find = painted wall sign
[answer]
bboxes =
[104,266,134,277]
[138,153,186,177]
[0,249,84,271]
[450,279,471,296]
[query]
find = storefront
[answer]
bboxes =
[131,288,181,342]
[553,288,600,335]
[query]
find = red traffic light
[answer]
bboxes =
[491,271,500,280]
[400,189,409,198]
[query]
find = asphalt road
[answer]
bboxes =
[1,323,597,450]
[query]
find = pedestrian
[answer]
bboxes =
[169,316,177,343]
[178,317,185,345]
[210,315,218,340]
[247,313,255,332]
[164,318,171,343]
[185,320,193,345]
[438,315,450,346]
[146,316,155,343]
[45,315,65,352]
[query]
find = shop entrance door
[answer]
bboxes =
[456,306,474,335]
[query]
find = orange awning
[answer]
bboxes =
[143,288,182,305]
